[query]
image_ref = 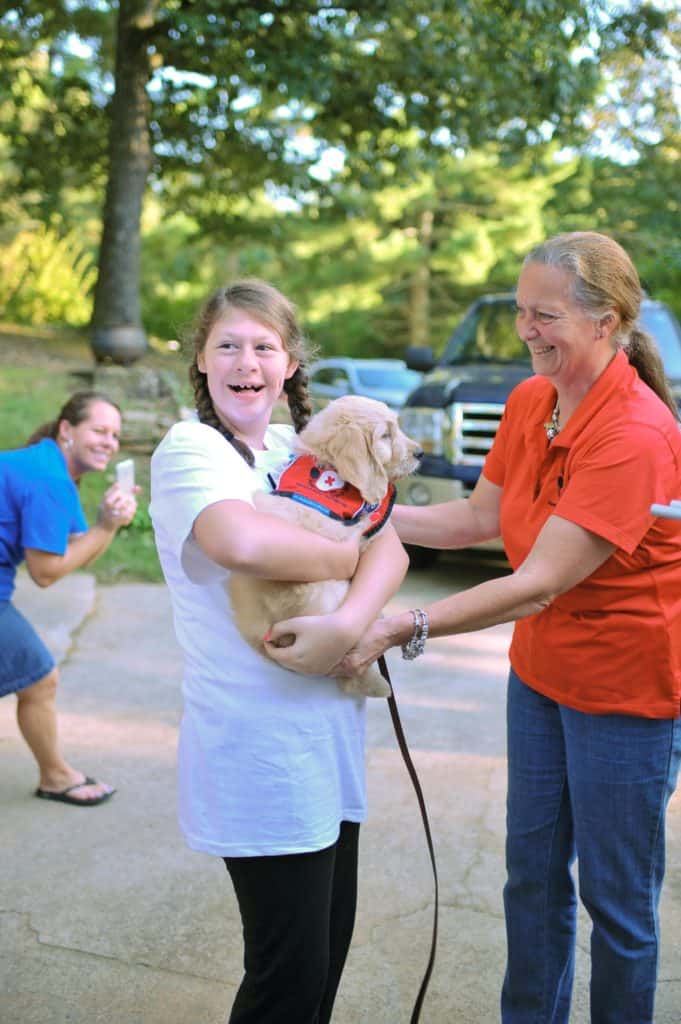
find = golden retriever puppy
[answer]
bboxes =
[228,395,422,697]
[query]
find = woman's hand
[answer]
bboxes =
[333,619,395,678]
[97,483,139,530]
[264,611,359,676]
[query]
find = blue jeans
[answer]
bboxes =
[502,669,681,1024]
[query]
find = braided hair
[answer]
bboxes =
[525,231,678,418]
[187,279,316,466]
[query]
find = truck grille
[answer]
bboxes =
[451,402,504,468]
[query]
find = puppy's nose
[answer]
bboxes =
[414,447,424,461]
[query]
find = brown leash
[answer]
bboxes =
[378,654,439,1023]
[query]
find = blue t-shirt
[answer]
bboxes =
[0,438,88,601]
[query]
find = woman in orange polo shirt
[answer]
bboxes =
[269,231,681,1023]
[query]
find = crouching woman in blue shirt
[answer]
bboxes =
[0,391,137,806]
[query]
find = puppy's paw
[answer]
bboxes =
[338,670,391,699]
[263,631,295,649]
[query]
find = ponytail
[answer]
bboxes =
[624,328,678,419]
[25,419,60,446]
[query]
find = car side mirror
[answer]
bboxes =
[404,346,435,373]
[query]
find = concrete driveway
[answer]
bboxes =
[1,565,680,1023]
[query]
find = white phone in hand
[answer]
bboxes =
[115,458,135,493]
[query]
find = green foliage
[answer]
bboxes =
[249,146,576,356]
[1,1,677,350]
[3,0,651,227]
[128,138,681,364]
[0,223,97,326]
[1,0,677,359]
[139,211,207,343]
[544,138,681,320]
[0,366,73,448]
[0,3,111,196]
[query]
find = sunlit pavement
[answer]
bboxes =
[2,565,680,1023]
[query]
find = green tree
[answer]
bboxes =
[0,1,675,360]
[262,145,578,356]
[543,138,681,317]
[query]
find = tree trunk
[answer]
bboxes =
[409,208,433,348]
[90,0,158,364]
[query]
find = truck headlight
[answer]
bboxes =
[398,407,447,455]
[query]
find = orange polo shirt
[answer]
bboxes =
[483,350,681,718]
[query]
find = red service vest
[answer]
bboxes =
[270,454,395,538]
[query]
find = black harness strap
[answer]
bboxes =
[378,654,439,1023]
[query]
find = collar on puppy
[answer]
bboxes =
[269,454,395,538]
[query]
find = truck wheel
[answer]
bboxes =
[405,546,439,570]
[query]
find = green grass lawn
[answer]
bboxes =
[0,366,76,444]
[1,353,168,583]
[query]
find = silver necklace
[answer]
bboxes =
[544,401,560,441]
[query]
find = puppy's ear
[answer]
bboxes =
[297,401,389,503]
[295,405,333,458]
[329,421,389,504]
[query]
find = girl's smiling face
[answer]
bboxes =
[197,308,298,448]
[515,262,616,391]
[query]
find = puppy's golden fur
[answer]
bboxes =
[228,395,421,697]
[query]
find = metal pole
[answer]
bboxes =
[651,500,681,520]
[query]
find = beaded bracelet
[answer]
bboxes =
[401,608,429,660]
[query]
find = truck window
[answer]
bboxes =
[443,301,528,364]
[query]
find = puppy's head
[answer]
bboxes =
[295,395,422,505]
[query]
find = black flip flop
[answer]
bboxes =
[35,776,116,806]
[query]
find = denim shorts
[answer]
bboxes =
[0,601,55,698]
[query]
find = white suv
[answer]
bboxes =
[308,357,422,411]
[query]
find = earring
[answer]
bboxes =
[65,438,74,449]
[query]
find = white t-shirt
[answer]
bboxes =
[149,419,367,857]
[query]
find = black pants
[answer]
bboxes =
[224,820,360,1024]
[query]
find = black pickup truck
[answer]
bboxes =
[398,293,681,565]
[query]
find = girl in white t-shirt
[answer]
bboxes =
[150,279,407,1024]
